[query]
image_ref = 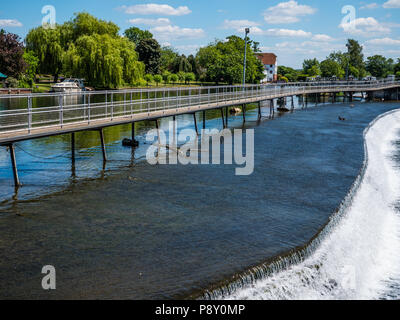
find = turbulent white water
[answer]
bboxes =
[222,109,400,300]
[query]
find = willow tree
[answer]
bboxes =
[26,12,144,88]
[63,34,144,88]
[25,26,66,81]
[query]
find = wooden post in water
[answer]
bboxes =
[225,107,229,127]
[258,101,262,119]
[193,113,199,135]
[291,96,295,112]
[99,129,107,162]
[242,104,246,123]
[203,111,206,130]
[220,108,225,128]
[8,144,20,187]
[71,132,75,164]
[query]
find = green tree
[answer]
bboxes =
[162,71,171,84]
[124,27,153,48]
[153,74,162,86]
[144,74,153,86]
[394,58,400,74]
[160,46,179,72]
[136,38,162,75]
[302,58,320,76]
[173,54,192,73]
[346,39,366,79]
[365,55,394,78]
[278,66,300,82]
[170,74,178,84]
[184,72,196,84]
[177,71,186,83]
[21,51,39,86]
[320,59,345,78]
[196,35,264,84]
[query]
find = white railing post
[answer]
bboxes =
[59,94,63,128]
[28,96,32,133]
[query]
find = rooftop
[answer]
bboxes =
[256,53,277,66]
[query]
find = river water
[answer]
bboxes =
[0,96,400,299]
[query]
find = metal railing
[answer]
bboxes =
[0,80,399,135]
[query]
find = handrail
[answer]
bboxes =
[0,80,399,136]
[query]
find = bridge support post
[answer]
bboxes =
[71,132,75,164]
[258,102,262,119]
[220,108,225,128]
[291,96,295,112]
[315,93,318,106]
[155,119,161,145]
[242,104,246,123]
[99,128,107,162]
[193,113,199,135]
[225,107,229,127]
[8,144,20,187]
[202,111,206,130]
[132,122,135,142]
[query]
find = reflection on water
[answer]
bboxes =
[1,95,398,299]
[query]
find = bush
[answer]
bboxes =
[184,72,195,84]
[170,74,178,84]
[153,75,162,86]
[6,77,19,88]
[144,74,153,85]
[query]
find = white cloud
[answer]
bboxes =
[222,19,260,30]
[263,1,317,24]
[311,34,334,41]
[150,25,205,41]
[128,18,171,27]
[265,28,312,37]
[383,0,400,8]
[365,37,400,45]
[339,17,391,37]
[0,19,23,27]
[360,3,379,9]
[120,4,191,16]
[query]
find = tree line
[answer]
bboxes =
[278,39,400,82]
[0,12,264,89]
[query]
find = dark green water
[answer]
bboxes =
[0,97,399,299]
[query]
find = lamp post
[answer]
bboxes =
[243,28,250,86]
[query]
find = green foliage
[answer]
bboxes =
[124,27,153,48]
[64,34,144,88]
[136,38,162,75]
[160,46,179,73]
[184,72,196,84]
[346,39,365,78]
[22,51,39,86]
[144,74,153,85]
[173,54,192,73]
[196,35,264,84]
[396,71,400,80]
[302,58,320,76]
[162,71,171,84]
[27,12,144,88]
[320,59,345,78]
[366,55,395,78]
[153,74,162,86]
[6,76,19,88]
[177,71,186,83]
[170,74,178,84]
[278,66,300,82]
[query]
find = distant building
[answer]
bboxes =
[256,53,278,83]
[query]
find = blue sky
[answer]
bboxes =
[1,0,400,68]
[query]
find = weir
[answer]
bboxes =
[0,80,399,186]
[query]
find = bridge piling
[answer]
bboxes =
[220,108,225,128]
[99,129,107,162]
[71,132,75,164]
[193,113,199,135]
[242,105,246,123]
[8,143,20,187]
[258,102,262,119]
[203,111,206,130]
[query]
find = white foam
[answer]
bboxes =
[223,109,400,300]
